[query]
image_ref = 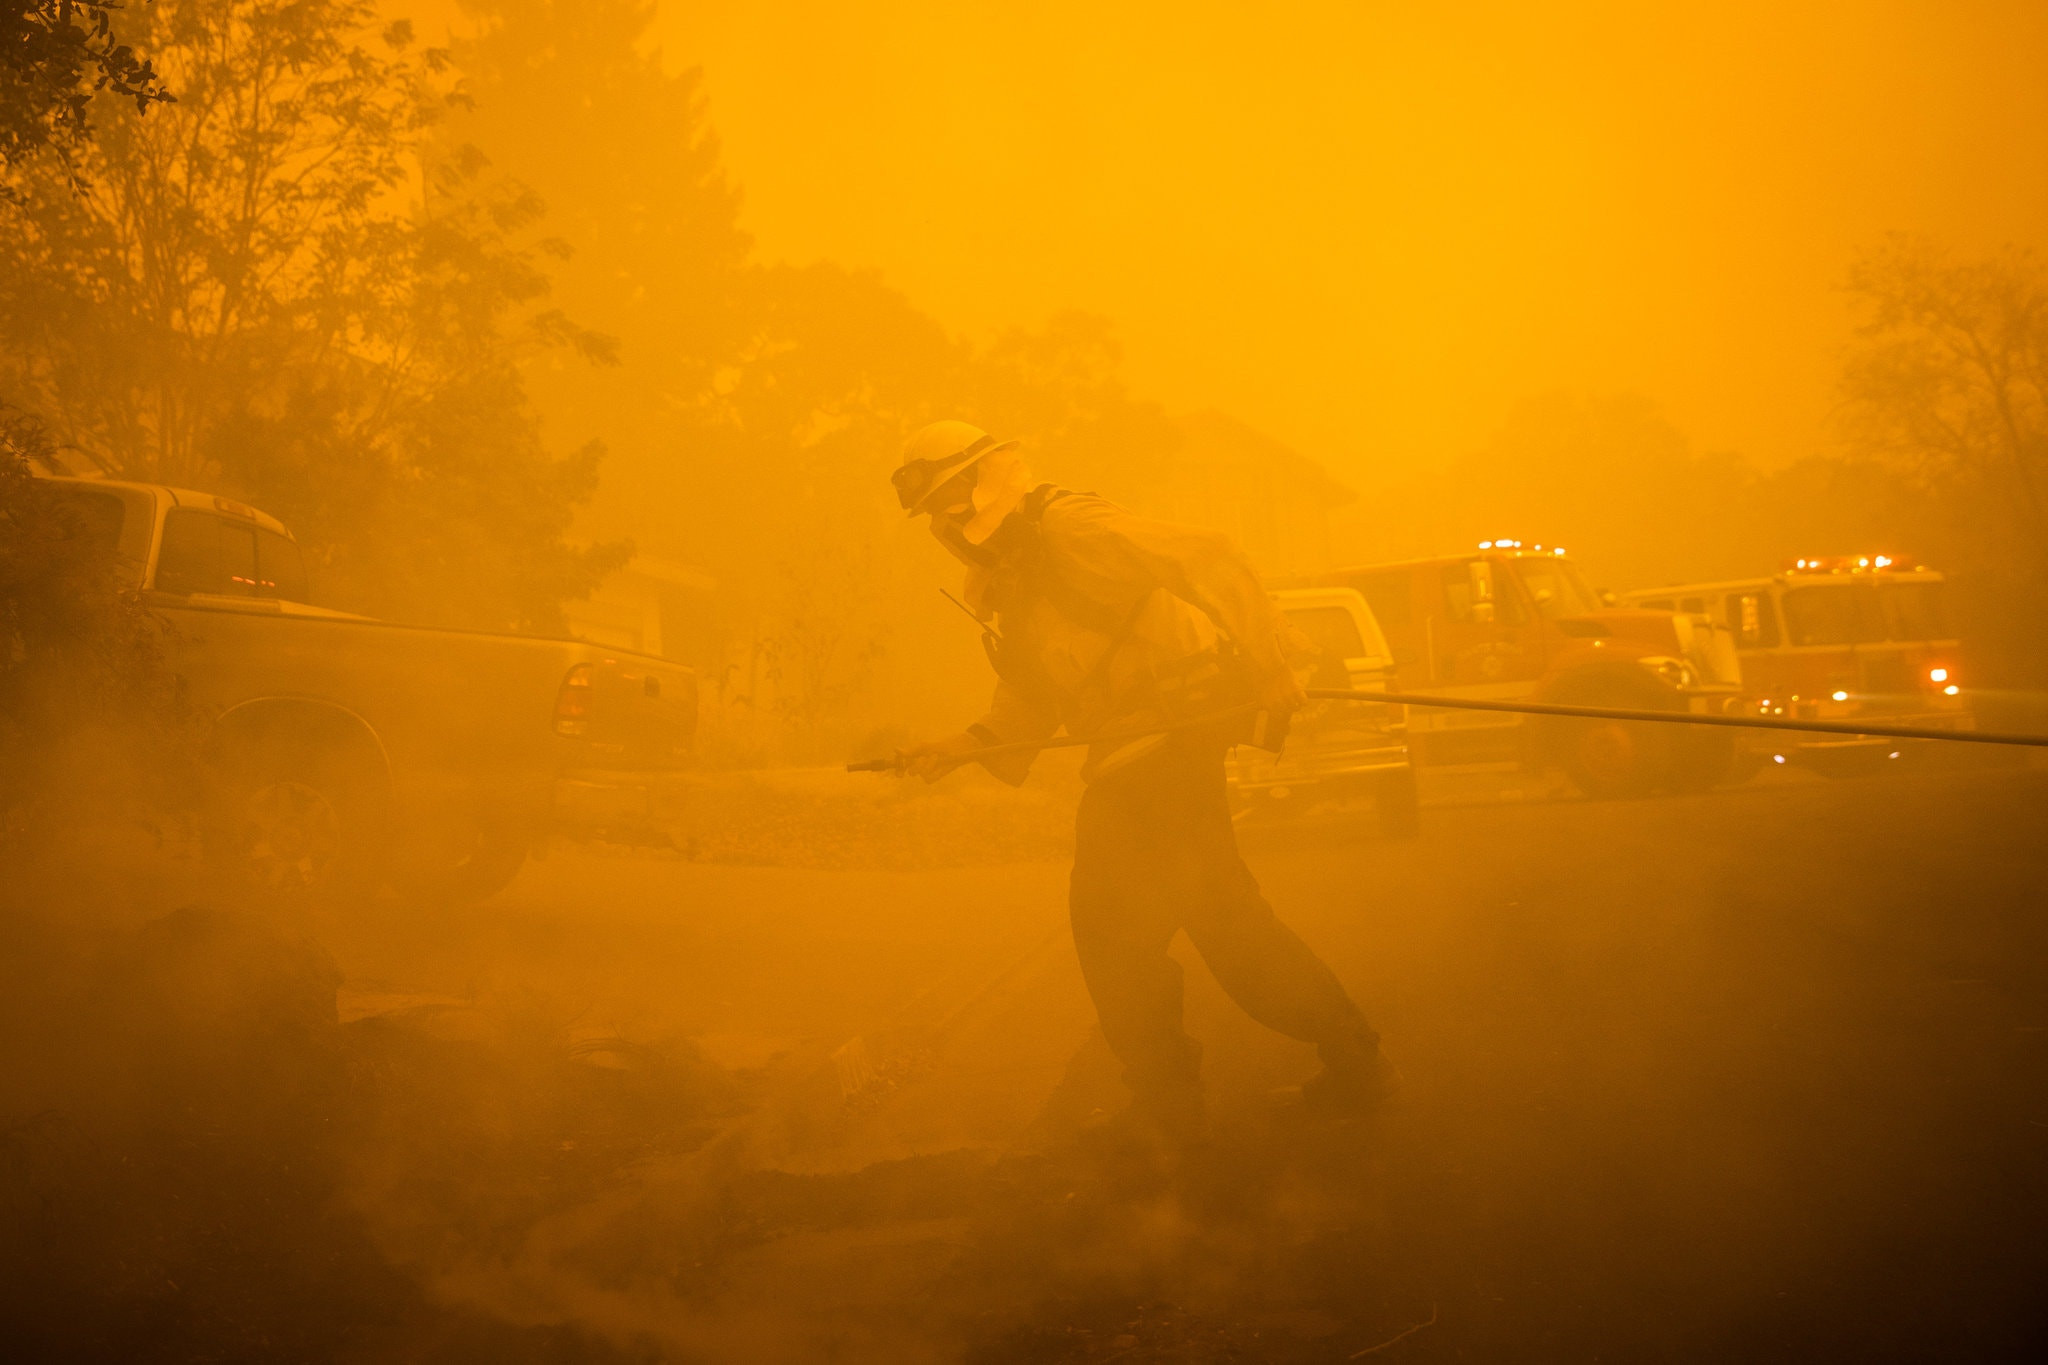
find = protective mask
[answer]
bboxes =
[930,508,1001,567]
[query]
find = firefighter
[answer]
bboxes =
[891,420,1397,1139]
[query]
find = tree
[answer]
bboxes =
[443,0,749,482]
[0,0,622,630]
[1839,236,2048,683]
[1842,235,2048,572]
[1,2,169,191]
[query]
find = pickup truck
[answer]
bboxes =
[43,476,697,899]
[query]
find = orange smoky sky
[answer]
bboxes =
[651,0,2048,481]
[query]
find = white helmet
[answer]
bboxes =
[891,420,1018,516]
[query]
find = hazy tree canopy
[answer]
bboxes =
[1839,235,2048,679]
[441,1,1180,566]
[0,0,622,632]
[447,1,748,336]
[1,2,169,190]
[445,0,749,508]
[1843,235,2048,572]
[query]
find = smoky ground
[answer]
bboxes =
[4,749,2048,1363]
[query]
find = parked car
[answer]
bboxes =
[1228,586,1417,835]
[40,476,697,899]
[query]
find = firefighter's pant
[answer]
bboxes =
[1068,734,1377,1110]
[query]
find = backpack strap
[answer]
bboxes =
[1009,486,1142,636]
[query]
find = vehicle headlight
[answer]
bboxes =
[1640,656,1696,691]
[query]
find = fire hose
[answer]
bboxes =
[846,689,2048,773]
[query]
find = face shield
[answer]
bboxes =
[922,446,1034,566]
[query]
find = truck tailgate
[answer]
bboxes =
[558,654,698,769]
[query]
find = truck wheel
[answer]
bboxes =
[1540,664,1698,800]
[205,739,382,894]
[1549,682,1681,800]
[1374,768,1421,838]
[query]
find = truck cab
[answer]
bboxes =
[1302,542,1743,797]
[42,477,329,608]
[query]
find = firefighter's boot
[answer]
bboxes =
[1278,1033,1402,1118]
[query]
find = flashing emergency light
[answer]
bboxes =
[1477,538,1567,555]
[1785,554,1919,574]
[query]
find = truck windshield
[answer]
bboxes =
[1512,557,1601,619]
[1878,580,1950,641]
[155,509,310,602]
[1284,604,1388,686]
[1782,584,1885,645]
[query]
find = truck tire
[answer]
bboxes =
[204,733,385,895]
[1373,767,1422,838]
[1545,672,1682,800]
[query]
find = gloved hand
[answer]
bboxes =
[1256,665,1308,716]
[900,731,982,783]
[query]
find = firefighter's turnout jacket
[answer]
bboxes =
[965,487,1297,781]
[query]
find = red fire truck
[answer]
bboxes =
[1618,556,1970,777]
[1299,542,1745,798]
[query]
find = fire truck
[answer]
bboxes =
[1298,542,1744,798]
[1617,556,1970,777]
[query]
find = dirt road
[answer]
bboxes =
[294,761,2048,1361]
